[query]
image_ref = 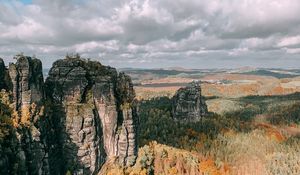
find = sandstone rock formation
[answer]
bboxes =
[172,81,208,122]
[0,55,49,175]
[9,56,45,125]
[45,57,138,174]
[0,55,138,175]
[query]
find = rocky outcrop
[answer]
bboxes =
[0,55,138,175]
[9,56,45,124]
[45,57,138,174]
[172,81,208,122]
[0,56,49,175]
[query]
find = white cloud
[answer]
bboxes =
[284,48,300,54]
[278,35,300,47]
[0,0,300,68]
[1,17,53,42]
[74,40,120,53]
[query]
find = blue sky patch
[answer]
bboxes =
[20,0,32,4]
[0,0,32,5]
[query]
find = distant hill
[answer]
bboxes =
[241,69,300,78]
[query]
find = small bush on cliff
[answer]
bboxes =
[0,90,13,142]
[0,108,12,142]
[65,53,81,59]
[0,91,21,174]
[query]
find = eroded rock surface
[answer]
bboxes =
[172,81,208,122]
[0,56,49,175]
[9,56,45,123]
[0,56,138,175]
[45,57,138,174]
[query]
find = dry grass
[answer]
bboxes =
[205,129,300,175]
[206,99,242,115]
[135,87,178,100]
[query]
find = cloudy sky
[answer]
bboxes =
[1,0,300,69]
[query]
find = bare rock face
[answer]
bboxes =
[45,57,138,174]
[6,56,49,174]
[9,56,45,122]
[172,81,208,122]
[0,56,138,175]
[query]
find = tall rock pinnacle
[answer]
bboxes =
[6,55,49,174]
[8,56,45,125]
[45,57,138,174]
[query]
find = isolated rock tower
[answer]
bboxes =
[45,57,138,174]
[172,81,208,122]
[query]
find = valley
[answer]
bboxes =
[120,67,300,175]
[1,57,300,175]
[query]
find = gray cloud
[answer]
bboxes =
[0,0,300,68]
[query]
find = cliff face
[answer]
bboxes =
[0,56,49,175]
[172,81,208,122]
[45,58,138,174]
[8,56,45,126]
[0,56,138,175]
